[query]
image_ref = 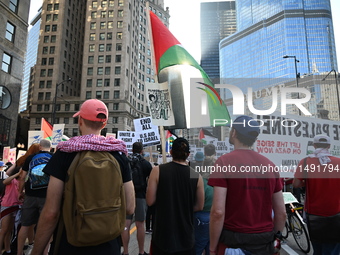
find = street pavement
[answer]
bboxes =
[123,222,313,255]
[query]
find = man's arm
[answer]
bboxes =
[193,175,204,212]
[209,186,227,252]
[146,165,159,206]
[272,191,286,232]
[292,178,304,188]
[31,176,64,255]
[123,181,135,215]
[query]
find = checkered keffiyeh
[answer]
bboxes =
[57,134,128,155]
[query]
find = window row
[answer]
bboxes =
[90,21,123,30]
[40,69,54,77]
[41,58,54,65]
[85,90,120,100]
[43,35,57,43]
[89,41,122,52]
[42,46,56,54]
[46,14,59,22]
[92,0,123,8]
[86,78,120,87]
[45,24,58,32]
[87,66,122,75]
[88,55,121,64]
[1,53,12,73]
[47,3,60,11]
[5,22,15,42]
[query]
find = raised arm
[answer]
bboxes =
[193,174,204,212]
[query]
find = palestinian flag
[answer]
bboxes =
[41,118,53,140]
[199,128,217,144]
[149,10,230,128]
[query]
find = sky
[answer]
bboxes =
[28,0,340,66]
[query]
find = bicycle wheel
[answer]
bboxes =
[290,214,311,253]
[282,220,289,239]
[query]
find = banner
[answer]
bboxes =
[8,148,17,164]
[2,146,10,164]
[146,82,175,126]
[28,131,43,147]
[51,124,65,148]
[133,117,161,147]
[254,113,340,177]
[117,131,137,153]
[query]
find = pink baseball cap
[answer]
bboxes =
[73,99,108,122]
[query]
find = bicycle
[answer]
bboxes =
[282,192,311,253]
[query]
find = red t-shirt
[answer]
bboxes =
[208,149,282,234]
[294,156,340,216]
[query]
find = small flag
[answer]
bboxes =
[199,128,217,144]
[41,118,53,139]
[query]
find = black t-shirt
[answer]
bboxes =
[44,149,131,255]
[22,151,54,198]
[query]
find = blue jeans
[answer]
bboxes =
[194,211,210,255]
[312,242,340,255]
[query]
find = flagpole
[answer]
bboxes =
[146,3,167,164]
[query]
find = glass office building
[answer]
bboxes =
[219,0,338,117]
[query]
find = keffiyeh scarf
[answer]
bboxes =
[57,134,128,155]
[308,148,332,165]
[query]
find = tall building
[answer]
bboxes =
[28,0,169,138]
[219,0,338,118]
[20,8,42,112]
[200,1,236,81]
[0,0,30,148]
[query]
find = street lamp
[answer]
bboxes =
[283,55,300,114]
[322,69,340,120]
[51,78,72,125]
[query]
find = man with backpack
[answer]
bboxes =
[17,139,53,255]
[122,142,153,255]
[31,99,135,255]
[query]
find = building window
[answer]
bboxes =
[113,103,119,110]
[115,55,121,62]
[9,0,18,13]
[116,43,122,51]
[86,91,92,99]
[114,91,120,99]
[89,44,95,52]
[100,22,106,29]
[90,33,96,41]
[5,22,15,42]
[37,104,42,111]
[53,14,58,21]
[105,67,111,75]
[49,58,54,65]
[45,25,50,32]
[65,104,70,111]
[96,79,103,87]
[104,91,109,99]
[118,0,124,6]
[92,1,98,8]
[96,91,102,99]
[50,47,55,54]
[117,21,123,28]
[106,55,111,63]
[38,93,43,100]
[54,4,59,10]
[52,25,58,32]
[44,36,49,43]
[99,33,105,40]
[91,11,97,18]
[64,117,69,124]
[46,80,52,88]
[107,32,113,40]
[108,10,114,18]
[40,69,46,77]
[44,105,50,111]
[112,117,118,124]
[47,69,53,77]
[72,128,78,136]
[39,81,45,88]
[115,67,121,74]
[104,79,110,86]
[47,4,53,11]
[101,1,107,7]
[99,44,105,52]
[116,32,123,39]
[42,58,47,65]
[90,22,96,29]
[46,14,52,21]
[98,55,104,63]
[88,56,94,64]
[114,78,120,86]
[43,47,48,54]
[106,44,112,51]
[45,92,51,100]
[87,79,93,87]
[109,0,114,6]
[51,35,56,43]
[118,10,123,17]
[97,67,103,75]
[108,21,113,29]
[101,11,106,18]
[87,67,93,75]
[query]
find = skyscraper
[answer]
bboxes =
[200,1,236,81]
[219,0,338,117]
[20,8,42,112]
[0,0,30,148]
[28,0,169,137]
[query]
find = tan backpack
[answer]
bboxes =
[62,151,126,246]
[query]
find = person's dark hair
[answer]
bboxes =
[149,94,156,101]
[171,138,190,161]
[132,142,143,153]
[204,144,216,156]
[314,143,329,149]
[234,128,257,147]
